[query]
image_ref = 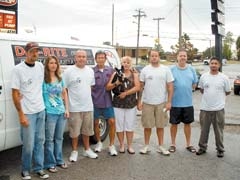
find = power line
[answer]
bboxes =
[182,7,210,40]
[133,9,146,65]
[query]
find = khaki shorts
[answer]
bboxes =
[141,102,168,128]
[68,112,94,138]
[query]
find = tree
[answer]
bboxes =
[236,36,240,60]
[171,33,198,60]
[154,40,165,59]
[223,31,234,59]
[203,46,215,59]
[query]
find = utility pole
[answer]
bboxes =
[133,9,146,65]
[111,2,114,46]
[153,17,165,52]
[179,0,182,48]
[209,39,212,57]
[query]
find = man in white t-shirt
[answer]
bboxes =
[64,50,98,161]
[196,57,231,158]
[11,42,49,179]
[137,49,174,155]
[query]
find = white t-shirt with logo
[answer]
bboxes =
[199,72,231,111]
[140,64,174,105]
[11,61,45,114]
[63,65,95,112]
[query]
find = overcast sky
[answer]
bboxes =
[18,0,240,52]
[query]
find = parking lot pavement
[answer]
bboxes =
[1,120,240,180]
[193,90,240,125]
[1,88,239,180]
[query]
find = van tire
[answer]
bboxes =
[234,86,240,95]
[90,117,109,144]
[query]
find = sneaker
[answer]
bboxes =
[157,146,170,156]
[95,142,103,152]
[21,171,31,180]
[196,149,206,155]
[83,148,98,159]
[109,145,118,156]
[36,170,49,179]
[69,150,78,162]
[139,145,150,154]
[217,151,224,158]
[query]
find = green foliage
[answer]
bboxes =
[223,31,234,59]
[171,33,198,60]
[223,44,232,59]
[203,46,215,58]
[236,36,240,60]
[154,42,166,59]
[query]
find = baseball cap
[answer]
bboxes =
[25,42,39,52]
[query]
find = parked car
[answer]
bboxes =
[233,75,240,95]
[203,59,210,65]
[187,59,192,65]
[222,58,227,65]
[195,70,201,90]
[203,59,227,65]
[134,64,145,73]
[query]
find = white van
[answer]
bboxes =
[0,34,121,152]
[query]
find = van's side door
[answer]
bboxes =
[0,57,6,151]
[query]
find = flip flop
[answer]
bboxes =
[127,148,135,154]
[186,146,196,153]
[57,163,68,169]
[119,146,125,153]
[48,167,58,173]
[169,145,176,153]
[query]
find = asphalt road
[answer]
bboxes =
[0,119,240,180]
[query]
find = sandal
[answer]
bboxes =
[186,146,196,153]
[48,167,58,173]
[168,145,176,153]
[127,148,135,154]
[57,163,68,169]
[119,146,125,153]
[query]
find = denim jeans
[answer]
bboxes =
[21,110,45,172]
[44,113,66,168]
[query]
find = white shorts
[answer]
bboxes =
[114,107,137,132]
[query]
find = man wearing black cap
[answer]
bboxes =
[11,42,49,179]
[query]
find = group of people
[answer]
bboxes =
[11,42,230,180]
[12,42,70,180]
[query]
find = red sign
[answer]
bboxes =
[3,13,15,29]
[0,12,3,27]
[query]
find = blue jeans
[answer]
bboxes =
[21,110,45,172]
[44,113,66,168]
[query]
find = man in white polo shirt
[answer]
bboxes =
[196,57,231,158]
